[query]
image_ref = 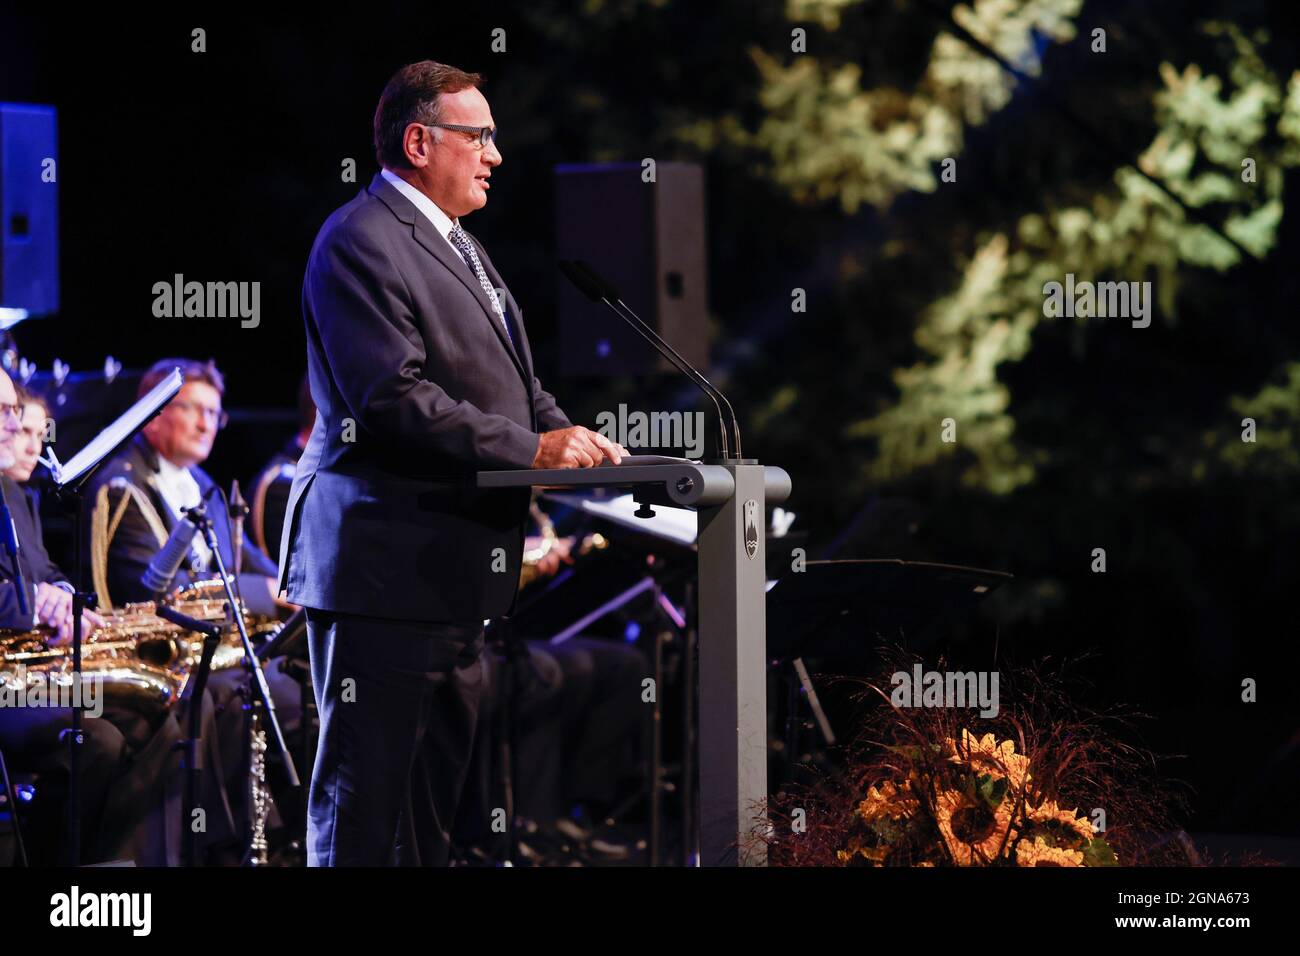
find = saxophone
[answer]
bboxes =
[519,501,609,589]
[0,579,275,716]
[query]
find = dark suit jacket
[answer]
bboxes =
[84,434,279,613]
[278,171,571,622]
[0,479,68,629]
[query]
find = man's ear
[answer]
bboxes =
[404,124,434,168]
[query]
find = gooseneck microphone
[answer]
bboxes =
[558,259,743,460]
[141,486,218,596]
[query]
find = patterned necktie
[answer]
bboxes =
[448,223,514,348]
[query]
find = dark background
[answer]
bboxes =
[3,2,1298,846]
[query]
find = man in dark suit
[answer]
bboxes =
[279,60,625,866]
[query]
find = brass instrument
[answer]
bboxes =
[519,501,608,589]
[0,579,276,715]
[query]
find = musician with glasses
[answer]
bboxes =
[0,368,136,864]
[4,384,54,502]
[82,357,303,862]
[0,379,104,645]
[83,358,283,613]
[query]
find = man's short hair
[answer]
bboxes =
[137,358,225,400]
[373,60,484,169]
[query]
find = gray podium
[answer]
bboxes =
[479,456,791,866]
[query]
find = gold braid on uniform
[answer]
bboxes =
[91,480,169,611]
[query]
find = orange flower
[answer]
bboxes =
[1024,800,1095,843]
[856,779,918,822]
[934,788,1016,865]
[1015,838,1084,867]
[944,729,1031,791]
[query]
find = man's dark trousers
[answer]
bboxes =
[305,609,484,866]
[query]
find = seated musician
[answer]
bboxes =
[84,358,302,861]
[248,373,314,557]
[455,499,647,862]
[0,373,125,863]
[5,385,54,511]
[86,359,283,614]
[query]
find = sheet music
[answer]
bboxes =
[577,493,698,545]
[46,368,184,487]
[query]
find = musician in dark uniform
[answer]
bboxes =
[85,359,283,613]
[83,358,302,861]
[455,501,647,861]
[0,370,233,865]
[0,369,124,864]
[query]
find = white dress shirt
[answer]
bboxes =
[380,167,462,255]
[152,455,214,571]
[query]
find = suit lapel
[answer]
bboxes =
[369,174,530,388]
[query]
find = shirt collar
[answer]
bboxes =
[380,167,459,242]
[155,453,193,486]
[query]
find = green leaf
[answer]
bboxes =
[884,743,943,761]
[1082,838,1119,867]
[975,773,1009,809]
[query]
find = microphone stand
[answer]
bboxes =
[158,604,223,868]
[45,480,101,866]
[190,503,300,833]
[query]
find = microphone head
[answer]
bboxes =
[558,260,605,303]
[572,260,622,301]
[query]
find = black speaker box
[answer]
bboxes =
[0,104,59,317]
[555,161,707,377]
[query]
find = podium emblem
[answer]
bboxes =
[743,498,760,560]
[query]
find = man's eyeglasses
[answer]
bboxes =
[170,399,229,430]
[0,403,22,422]
[425,123,497,148]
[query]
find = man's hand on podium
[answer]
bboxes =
[532,426,627,469]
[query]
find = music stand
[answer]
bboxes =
[41,367,184,865]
